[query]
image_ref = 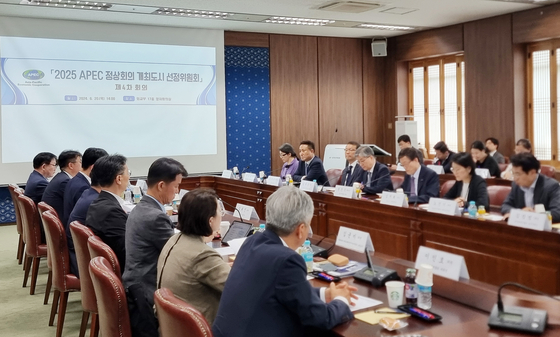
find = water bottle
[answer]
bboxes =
[417,282,432,310]
[124,188,133,203]
[133,186,142,204]
[258,224,265,233]
[467,201,477,219]
[301,240,314,273]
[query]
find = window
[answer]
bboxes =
[408,55,465,156]
[527,41,560,162]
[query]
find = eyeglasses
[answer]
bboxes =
[280,153,288,157]
[344,148,357,152]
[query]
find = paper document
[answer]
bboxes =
[355,307,410,325]
[227,237,247,255]
[214,246,236,256]
[349,295,383,312]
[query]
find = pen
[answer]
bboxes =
[375,310,404,314]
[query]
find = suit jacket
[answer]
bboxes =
[212,230,353,337]
[402,165,440,204]
[477,155,501,178]
[123,196,174,306]
[434,151,455,174]
[361,162,393,194]
[24,170,49,205]
[492,151,505,164]
[293,156,330,186]
[157,233,230,325]
[341,163,364,186]
[42,171,70,218]
[85,190,128,271]
[62,172,90,226]
[501,174,560,222]
[66,187,99,277]
[443,174,490,210]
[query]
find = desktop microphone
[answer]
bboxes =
[240,165,250,175]
[219,198,245,223]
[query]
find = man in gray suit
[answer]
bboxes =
[122,157,187,337]
[501,153,560,222]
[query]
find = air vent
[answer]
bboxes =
[318,1,381,13]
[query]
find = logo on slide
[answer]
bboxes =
[22,69,45,80]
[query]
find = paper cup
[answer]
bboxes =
[385,281,405,308]
[220,221,230,236]
[164,206,173,216]
[416,264,434,286]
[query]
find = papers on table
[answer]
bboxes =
[355,307,410,325]
[350,295,383,312]
[325,261,368,277]
[214,246,236,256]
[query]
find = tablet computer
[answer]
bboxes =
[221,220,253,244]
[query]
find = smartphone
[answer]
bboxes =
[397,304,442,322]
[312,271,341,282]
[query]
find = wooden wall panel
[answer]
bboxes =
[224,31,269,47]
[318,37,364,152]
[270,35,319,171]
[513,3,560,44]
[464,15,515,149]
[362,40,386,147]
[395,25,463,61]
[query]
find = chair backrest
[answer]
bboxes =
[38,201,59,220]
[326,168,343,186]
[423,159,433,165]
[18,194,44,256]
[498,163,508,172]
[540,165,556,178]
[42,210,79,292]
[390,175,404,190]
[70,221,97,313]
[89,257,131,337]
[154,288,213,337]
[87,236,122,278]
[488,185,512,211]
[8,184,24,235]
[439,180,455,198]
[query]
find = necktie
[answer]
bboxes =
[345,166,353,186]
[410,176,417,197]
[305,163,309,175]
[367,172,372,187]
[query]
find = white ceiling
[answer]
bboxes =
[0,0,550,38]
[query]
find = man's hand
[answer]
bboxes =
[454,197,465,208]
[326,281,358,305]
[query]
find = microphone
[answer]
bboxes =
[496,282,559,313]
[240,165,250,174]
[360,171,393,194]
[219,198,244,223]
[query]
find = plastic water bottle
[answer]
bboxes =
[133,186,142,204]
[258,224,265,233]
[417,283,432,310]
[301,240,314,273]
[124,188,133,203]
[467,201,477,219]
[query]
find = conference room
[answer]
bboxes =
[1,0,560,336]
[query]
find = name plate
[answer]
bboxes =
[235,203,260,221]
[427,197,460,216]
[243,172,259,183]
[334,185,357,199]
[415,246,470,281]
[380,191,408,207]
[300,180,318,193]
[221,170,234,179]
[427,165,445,175]
[335,226,374,253]
[266,176,282,187]
[507,209,551,231]
[475,168,490,178]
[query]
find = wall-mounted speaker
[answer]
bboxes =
[371,38,387,57]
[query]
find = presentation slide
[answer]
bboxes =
[0,36,217,163]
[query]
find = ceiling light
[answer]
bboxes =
[358,23,415,31]
[264,16,335,26]
[20,0,111,10]
[154,8,232,19]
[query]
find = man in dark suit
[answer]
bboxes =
[398,134,424,163]
[62,147,108,226]
[24,152,57,205]
[42,150,82,218]
[293,140,329,186]
[433,141,455,174]
[485,137,505,164]
[356,146,393,194]
[341,141,364,186]
[123,158,187,337]
[502,153,560,222]
[400,148,440,204]
[213,186,356,337]
[85,154,130,271]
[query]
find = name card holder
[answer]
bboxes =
[235,203,260,221]
[380,191,408,208]
[335,226,374,253]
[334,185,357,199]
[427,165,445,175]
[475,168,491,179]
[243,172,259,183]
[415,246,470,281]
[300,180,318,193]
[222,170,234,179]
[507,209,551,231]
[266,176,283,187]
[427,197,461,216]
